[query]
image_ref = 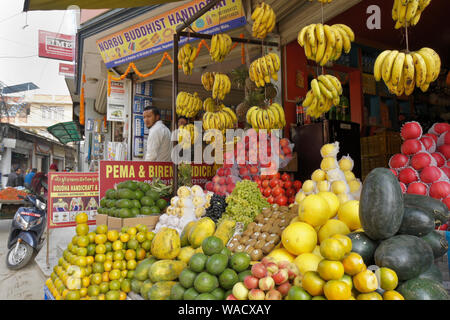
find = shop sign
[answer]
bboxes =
[99,161,218,198]
[96,0,246,68]
[47,172,99,229]
[38,30,75,62]
[107,80,127,122]
[58,63,75,77]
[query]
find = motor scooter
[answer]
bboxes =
[6,194,47,270]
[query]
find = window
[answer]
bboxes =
[41,106,64,120]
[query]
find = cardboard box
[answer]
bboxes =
[122,215,160,231]
[96,214,108,226]
[107,217,123,230]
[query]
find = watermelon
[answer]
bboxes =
[398,278,449,300]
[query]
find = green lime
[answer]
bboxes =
[105,189,116,199]
[288,286,312,300]
[156,198,167,210]
[183,287,199,300]
[229,252,251,272]
[146,190,160,202]
[202,236,224,256]
[179,268,198,289]
[194,272,219,293]
[134,190,144,200]
[206,254,228,275]
[220,247,232,258]
[219,268,239,290]
[140,206,152,215]
[189,253,208,273]
[195,293,216,300]
[149,206,160,215]
[170,283,186,300]
[210,287,225,300]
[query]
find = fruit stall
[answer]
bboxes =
[43,0,450,301]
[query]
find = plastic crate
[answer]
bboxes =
[361,132,401,158]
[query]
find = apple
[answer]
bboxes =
[248,288,265,300]
[266,262,279,274]
[267,196,275,204]
[226,183,235,194]
[269,179,279,188]
[212,175,221,184]
[286,263,300,280]
[213,184,221,194]
[239,167,249,176]
[263,188,272,197]
[219,185,227,195]
[251,263,268,279]
[293,275,303,287]
[259,276,275,291]
[249,166,259,175]
[217,168,225,177]
[242,176,252,181]
[225,177,233,185]
[261,256,276,266]
[232,282,249,300]
[284,180,293,189]
[277,261,290,269]
[226,294,238,300]
[272,269,289,285]
[277,282,291,297]
[205,182,214,192]
[219,177,226,185]
[261,180,270,189]
[265,289,282,300]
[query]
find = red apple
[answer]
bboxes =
[285,188,295,198]
[259,276,275,291]
[219,177,226,185]
[272,269,289,285]
[205,182,214,192]
[212,175,221,184]
[277,261,290,269]
[261,256,276,266]
[286,263,300,280]
[281,173,290,181]
[248,288,265,300]
[251,263,268,279]
[239,167,249,176]
[266,262,279,274]
[232,282,249,300]
[265,289,282,300]
[217,168,225,177]
[249,166,259,175]
[213,184,221,194]
[293,181,302,191]
[226,294,238,300]
[293,275,303,287]
[219,185,227,195]
[289,196,295,204]
[263,188,272,197]
[284,180,293,189]
[242,175,252,181]
[226,183,235,194]
[277,282,291,297]
[283,146,292,155]
[244,275,260,289]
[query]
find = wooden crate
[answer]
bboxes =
[361,132,401,158]
[362,155,391,181]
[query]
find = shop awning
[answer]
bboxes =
[47,121,83,145]
[23,0,184,11]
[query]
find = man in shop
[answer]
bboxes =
[178,116,188,127]
[143,106,172,162]
[6,165,23,187]
[24,168,37,190]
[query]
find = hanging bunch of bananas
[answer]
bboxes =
[178,124,199,150]
[246,103,286,131]
[303,75,343,119]
[249,53,281,88]
[374,47,441,96]
[392,0,431,29]
[297,23,354,66]
[201,72,231,100]
[210,34,232,63]
[203,97,221,113]
[176,91,203,118]
[178,43,198,75]
[251,2,276,39]
[203,104,238,132]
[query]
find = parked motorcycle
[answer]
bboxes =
[6,194,47,270]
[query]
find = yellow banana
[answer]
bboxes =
[302,90,315,107]
[417,49,436,83]
[318,75,339,98]
[311,79,322,99]
[266,106,278,129]
[332,27,343,61]
[318,81,334,100]
[315,24,326,63]
[265,55,276,74]
[403,53,415,94]
[419,47,441,81]
[411,52,427,87]
[326,75,343,95]
[382,50,399,83]
[269,53,281,71]
[392,0,400,20]
[406,0,419,22]
[271,103,286,126]
[251,3,264,21]
[298,26,308,47]
[334,26,351,54]
[307,24,317,48]
[391,52,406,87]
[374,50,392,81]
[334,24,354,42]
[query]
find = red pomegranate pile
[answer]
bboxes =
[389,121,450,209]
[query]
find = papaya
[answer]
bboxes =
[151,227,181,260]
[131,279,143,294]
[181,221,196,247]
[214,219,236,246]
[140,279,154,300]
[188,217,216,249]
[148,260,187,283]
[177,246,196,264]
[134,257,157,281]
[147,281,177,300]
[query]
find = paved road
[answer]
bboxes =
[0,220,46,300]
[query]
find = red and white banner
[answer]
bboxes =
[38,30,75,62]
[58,63,75,77]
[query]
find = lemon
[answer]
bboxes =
[294,253,323,275]
[344,171,356,182]
[311,169,326,182]
[281,222,317,255]
[339,157,354,171]
[295,191,306,204]
[302,180,316,194]
[316,181,330,192]
[321,157,338,171]
[317,192,340,219]
[337,200,361,231]
[317,219,350,243]
[331,181,348,194]
[348,180,362,193]
[299,195,330,227]
[320,143,338,157]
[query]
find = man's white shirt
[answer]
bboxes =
[144,120,172,162]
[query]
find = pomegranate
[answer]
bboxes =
[410,152,433,171]
[431,153,446,167]
[398,167,419,185]
[401,139,423,156]
[407,182,428,195]
[420,166,444,184]
[437,145,450,159]
[420,136,436,153]
[389,153,409,169]
[429,181,450,200]
[401,121,422,140]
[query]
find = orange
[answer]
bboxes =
[383,290,404,300]
[319,238,346,261]
[87,232,96,243]
[106,252,114,261]
[113,260,122,270]
[65,290,81,300]
[146,231,155,241]
[294,253,322,275]
[127,227,137,236]
[125,249,136,261]
[87,285,100,297]
[353,269,378,293]
[121,279,132,293]
[330,234,352,254]
[109,269,121,281]
[377,267,398,291]
[107,230,119,242]
[342,252,366,276]
[119,291,127,300]
[323,280,351,300]
[120,233,130,243]
[121,270,128,278]
[113,250,124,261]
[136,232,147,243]
[72,236,79,245]
[340,274,353,290]
[95,254,106,263]
[357,292,383,300]
[136,248,146,261]
[104,260,113,272]
[81,276,91,288]
[112,240,124,251]
[79,287,88,298]
[76,247,88,257]
[101,272,110,282]
[76,256,87,268]
[109,280,121,291]
[126,260,137,270]
[317,260,344,281]
[99,282,109,294]
[94,234,107,245]
[98,294,105,300]
[75,212,89,224]
[302,271,326,296]
[86,256,94,265]
[96,224,108,234]
[77,236,90,248]
[95,244,106,254]
[76,223,89,236]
